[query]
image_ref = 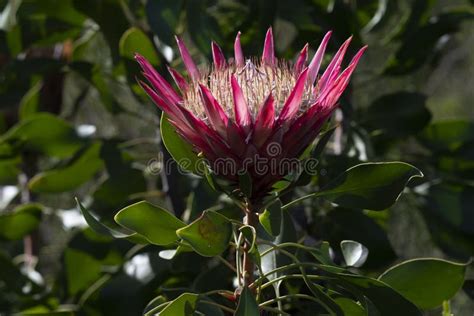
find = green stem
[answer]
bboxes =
[144,302,171,316]
[217,255,237,273]
[250,262,321,287]
[201,289,234,297]
[257,241,337,316]
[274,281,283,313]
[256,274,323,291]
[442,300,453,316]
[281,193,316,210]
[233,229,243,287]
[242,211,258,287]
[260,294,320,307]
[259,241,320,257]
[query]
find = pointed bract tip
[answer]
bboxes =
[234,31,244,67]
[262,26,275,65]
[212,41,226,69]
[321,30,332,41]
[175,35,200,80]
[358,45,368,55]
[349,45,368,65]
[345,35,354,44]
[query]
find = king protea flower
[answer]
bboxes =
[136,28,366,201]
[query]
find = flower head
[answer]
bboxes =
[136,28,366,201]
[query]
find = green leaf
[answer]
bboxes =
[332,296,366,316]
[0,113,85,158]
[144,295,167,315]
[146,0,183,46]
[160,113,204,174]
[158,293,198,316]
[379,258,467,310]
[327,272,422,316]
[176,210,232,257]
[114,201,185,246]
[28,142,104,193]
[119,27,159,65]
[316,162,423,210]
[0,204,42,240]
[76,198,148,244]
[234,287,259,316]
[64,248,102,296]
[158,243,193,260]
[259,200,282,237]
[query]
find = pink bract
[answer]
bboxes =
[136,28,366,201]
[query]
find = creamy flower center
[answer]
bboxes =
[182,59,316,120]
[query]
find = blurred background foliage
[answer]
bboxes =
[0,0,473,315]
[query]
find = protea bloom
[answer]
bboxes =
[136,28,366,202]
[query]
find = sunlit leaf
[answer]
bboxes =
[76,198,148,245]
[176,210,231,257]
[161,113,204,174]
[115,201,185,246]
[234,287,259,316]
[316,162,423,210]
[120,27,160,65]
[259,199,282,237]
[158,293,198,316]
[379,258,467,310]
[326,272,422,315]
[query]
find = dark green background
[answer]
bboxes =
[0,0,473,315]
